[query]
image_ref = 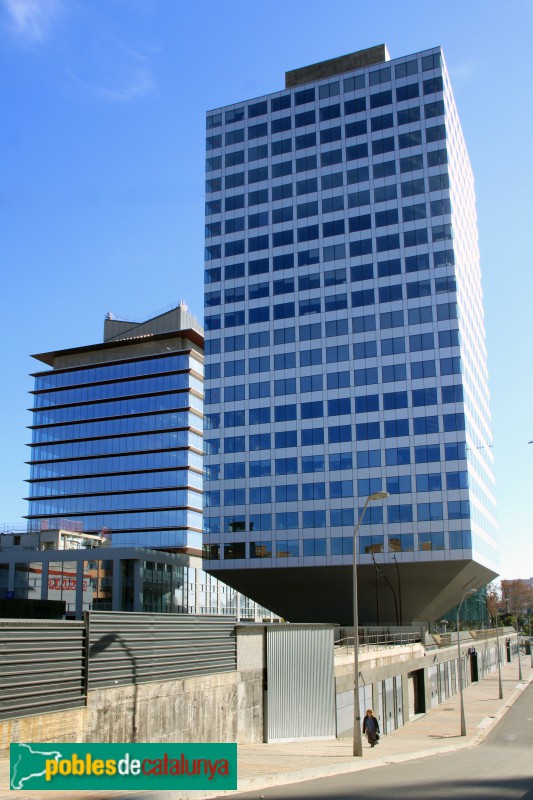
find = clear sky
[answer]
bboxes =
[1,0,531,579]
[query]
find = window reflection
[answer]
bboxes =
[84,559,113,611]
[359,536,385,554]
[250,541,272,558]
[34,354,192,392]
[14,562,42,601]
[47,560,77,614]
[388,534,414,552]
[224,543,246,559]
[418,533,445,551]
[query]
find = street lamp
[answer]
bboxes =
[527,608,533,667]
[516,615,523,681]
[370,549,381,625]
[457,588,476,736]
[392,554,403,627]
[494,610,503,700]
[375,562,400,626]
[353,490,389,757]
[503,595,522,679]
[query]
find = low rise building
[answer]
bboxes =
[0,527,276,619]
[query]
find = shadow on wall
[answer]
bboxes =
[90,633,139,742]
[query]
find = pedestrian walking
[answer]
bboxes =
[362,708,380,747]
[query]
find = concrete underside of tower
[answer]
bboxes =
[207,560,497,625]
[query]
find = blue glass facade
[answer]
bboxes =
[202,45,498,623]
[26,309,204,553]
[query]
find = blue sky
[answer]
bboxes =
[1,0,531,578]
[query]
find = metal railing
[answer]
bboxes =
[335,628,422,653]
[436,627,517,647]
[471,626,516,640]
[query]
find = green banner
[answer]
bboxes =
[10,742,237,791]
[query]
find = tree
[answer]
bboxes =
[501,580,533,631]
[486,581,503,627]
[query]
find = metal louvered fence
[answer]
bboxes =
[87,612,237,689]
[0,618,87,720]
[0,612,237,721]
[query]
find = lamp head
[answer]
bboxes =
[461,588,477,602]
[369,491,389,501]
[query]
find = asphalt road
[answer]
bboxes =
[227,682,533,800]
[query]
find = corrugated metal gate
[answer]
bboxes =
[336,684,371,737]
[265,625,335,741]
[88,611,236,689]
[0,619,86,720]
[383,677,396,732]
[428,665,439,707]
[408,673,416,717]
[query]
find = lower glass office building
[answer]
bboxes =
[202,45,498,624]
[0,529,276,619]
[24,304,279,621]
[26,305,204,553]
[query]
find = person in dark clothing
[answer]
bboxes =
[362,708,380,747]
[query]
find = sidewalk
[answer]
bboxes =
[2,656,532,800]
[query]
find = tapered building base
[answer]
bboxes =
[207,560,496,625]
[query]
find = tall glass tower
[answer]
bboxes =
[202,45,498,624]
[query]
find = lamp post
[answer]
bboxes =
[457,588,476,736]
[503,594,522,678]
[494,611,503,700]
[375,562,400,626]
[352,490,388,757]
[516,616,523,681]
[392,554,403,626]
[371,553,381,625]
[527,608,533,667]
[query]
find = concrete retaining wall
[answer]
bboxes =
[0,669,264,758]
[334,633,517,737]
[1,627,515,757]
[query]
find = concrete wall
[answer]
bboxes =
[334,633,517,737]
[0,671,263,759]
[335,643,425,695]
[335,634,516,693]
[1,628,516,757]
